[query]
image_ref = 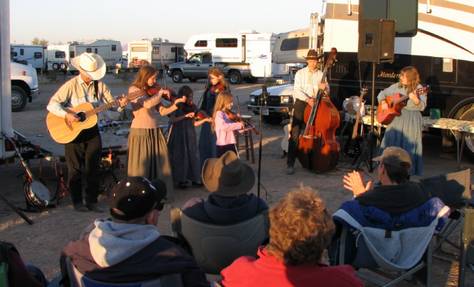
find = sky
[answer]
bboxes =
[10,0,324,47]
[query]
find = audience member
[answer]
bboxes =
[59,177,208,286]
[220,187,363,287]
[343,146,429,213]
[182,151,268,225]
[0,241,48,287]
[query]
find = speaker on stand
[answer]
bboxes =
[355,19,395,172]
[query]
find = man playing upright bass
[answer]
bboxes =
[286,49,328,175]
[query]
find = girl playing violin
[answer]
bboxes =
[212,91,244,157]
[127,65,186,195]
[199,67,230,167]
[168,85,211,188]
[378,66,427,176]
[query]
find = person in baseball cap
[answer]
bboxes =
[60,176,209,285]
[342,146,429,214]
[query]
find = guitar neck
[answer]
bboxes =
[85,100,117,117]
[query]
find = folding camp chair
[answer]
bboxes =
[170,208,269,274]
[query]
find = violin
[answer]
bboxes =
[146,84,177,103]
[210,82,226,95]
[225,109,259,135]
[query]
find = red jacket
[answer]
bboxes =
[221,247,363,287]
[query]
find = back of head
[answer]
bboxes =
[267,187,335,265]
[110,177,167,222]
[374,146,412,184]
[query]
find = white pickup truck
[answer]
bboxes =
[10,61,39,112]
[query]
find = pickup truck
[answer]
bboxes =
[11,61,39,112]
[167,52,255,84]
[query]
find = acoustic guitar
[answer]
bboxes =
[46,89,146,144]
[376,85,429,125]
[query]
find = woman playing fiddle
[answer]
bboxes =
[199,67,230,167]
[168,85,211,188]
[127,65,186,195]
[212,91,244,157]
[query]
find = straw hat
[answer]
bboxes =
[71,52,106,80]
[202,151,255,197]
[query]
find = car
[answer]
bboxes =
[10,62,39,112]
[247,84,294,119]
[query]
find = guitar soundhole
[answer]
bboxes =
[76,112,86,122]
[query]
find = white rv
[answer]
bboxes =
[168,32,283,84]
[10,44,45,72]
[127,39,184,71]
[45,44,69,71]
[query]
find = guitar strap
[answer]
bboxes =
[93,80,99,101]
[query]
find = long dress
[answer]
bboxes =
[127,86,173,195]
[198,86,219,167]
[168,107,201,185]
[378,83,427,176]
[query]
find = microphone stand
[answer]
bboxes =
[257,85,268,199]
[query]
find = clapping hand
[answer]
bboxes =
[343,170,373,197]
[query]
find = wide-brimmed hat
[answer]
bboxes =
[109,177,167,221]
[202,151,255,197]
[71,52,106,80]
[304,49,322,60]
[373,146,412,168]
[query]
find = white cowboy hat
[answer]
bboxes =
[71,52,106,80]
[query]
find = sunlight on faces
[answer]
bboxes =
[225,101,233,110]
[399,73,408,86]
[147,73,158,87]
[209,74,222,86]
[307,59,318,72]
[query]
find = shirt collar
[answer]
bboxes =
[77,75,93,87]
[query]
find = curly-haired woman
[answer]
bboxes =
[220,187,363,287]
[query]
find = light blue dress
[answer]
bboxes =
[378,83,427,176]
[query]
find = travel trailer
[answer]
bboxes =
[127,39,184,71]
[269,0,474,153]
[10,44,45,72]
[47,40,122,72]
[170,32,282,84]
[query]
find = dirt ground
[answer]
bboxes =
[0,73,473,286]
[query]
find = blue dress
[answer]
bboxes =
[199,87,218,168]
[378,83,427,176]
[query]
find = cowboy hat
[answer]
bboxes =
[71,52,106,80]
[304,49,322,60]
[202,151,255,197]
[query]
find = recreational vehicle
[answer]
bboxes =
[169,32,282,84]
[262,0,474,154]
[47,40,122,72]
[127,39,184,71]
[10,44,45,72]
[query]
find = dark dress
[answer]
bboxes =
[168,107,201,185]
[378,83,427,176]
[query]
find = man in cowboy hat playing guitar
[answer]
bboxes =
[47,53,128,212]
[286,49,328,175]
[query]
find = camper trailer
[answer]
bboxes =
[168,32,282,84]
[127,39,184,71]
[267,0,474,153]
[10,44,45,73]
[47,40,122,72]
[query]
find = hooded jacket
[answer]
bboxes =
[60,219,208,286]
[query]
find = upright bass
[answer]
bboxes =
[297,48,340,172]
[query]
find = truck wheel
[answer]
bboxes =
[445,97,474,160]
[171,70,183,83]
[52,63,59,70]
[11,86,27,112]
[229,70,242,85]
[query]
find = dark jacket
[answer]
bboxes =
[183,194,268,225]
[356,181,430,214]
[60,233,208,286]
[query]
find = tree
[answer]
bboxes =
[31,37,48,47]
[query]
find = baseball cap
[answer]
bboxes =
[109,177,167,221]
[372,146,412,168]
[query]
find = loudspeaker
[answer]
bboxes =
[358,19,395,63]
